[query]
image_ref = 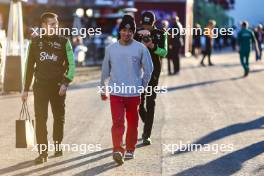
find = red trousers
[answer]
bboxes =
[110,95,140,154]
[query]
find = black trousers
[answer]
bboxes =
[139,75,159,139]
[201,47,212,64]
[33,82,66,154]
[168,48,180,74]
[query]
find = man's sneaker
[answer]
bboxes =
[244,69,249,77]
[125,151,135,160]
[34,154,48,164]
[143,137,152,145]
[200,62,205,67]
[54,151,63,157]
[54,142,63,157]
[113,152,124,165]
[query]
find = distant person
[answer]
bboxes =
[213,27,222,51]
[167,16,183,75]
[161,19,169,73]
[74,36,87,66]
[200,20,216,66]
[193,23,202,58]
[112,18,122,38]
[254,24,264,61]
[237,21,260,77]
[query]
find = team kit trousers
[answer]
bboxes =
[239,50,250,73]
[139,75,159,139]
[33,81,66,155]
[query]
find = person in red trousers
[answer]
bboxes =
[100,15,153,165]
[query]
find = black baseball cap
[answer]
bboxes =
[141,11,155,26]
[119,15,136,33]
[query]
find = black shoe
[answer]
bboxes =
[142,137,152,145]
[200,62,205,67]
[54,151,63,157]
[35,154,48,164]
[244,70,249,77]
[54,141,63,157]
[209,62,214,66]
[113,152,124,165]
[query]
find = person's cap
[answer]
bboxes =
[141,11,155,26]
[119,15,136,33]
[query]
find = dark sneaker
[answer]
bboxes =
[113,152,124,165]
[244,69,249,77]
[200,62,205,67]
[54,151,63,157]
[54,141,63,157]
[125,151,135,160]
[34,154,48,164]
[143,137,152,145]
[209,62,214,66]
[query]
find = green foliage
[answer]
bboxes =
[194,0,231,28]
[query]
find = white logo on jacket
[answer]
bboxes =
[53,42,61,49]
[40,52,58,62]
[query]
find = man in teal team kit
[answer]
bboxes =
[237,21,259,77]
[21,12,75,164]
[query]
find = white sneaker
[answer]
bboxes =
[125,151,135,160]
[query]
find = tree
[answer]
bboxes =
[194,0,231,28]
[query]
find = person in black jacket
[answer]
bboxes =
[254,24,264,61]
[21,12,75,164]
[200,20,216,66]
[167,16,183,75]
[134,11,167,145]
[193,23,202,58]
